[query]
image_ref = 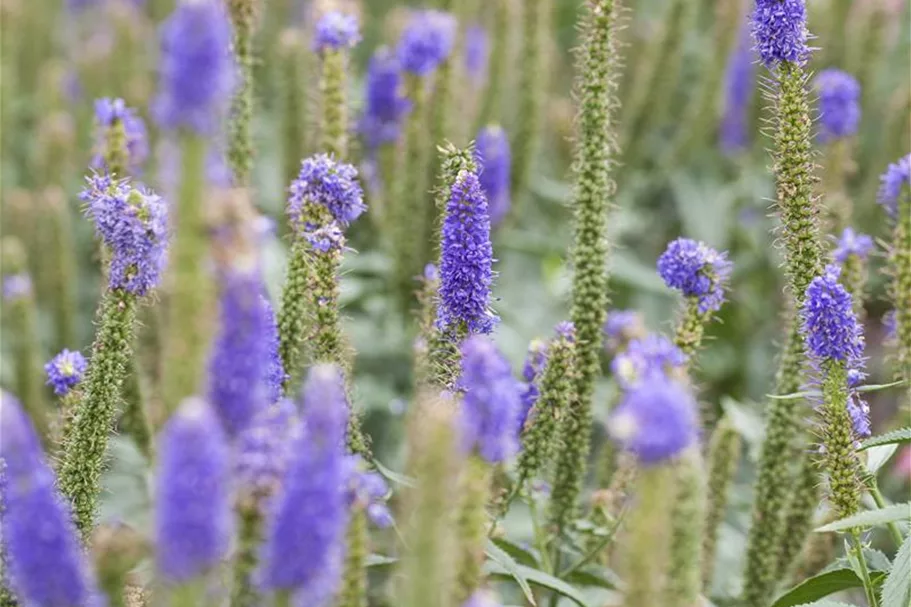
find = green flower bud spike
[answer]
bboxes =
[396,395,463,607]
[510,0,552,208]
[514,327,575,501]
[474,0,512,130]
[226,0,261,186]
[317,27,354,160]
[279,29,312,189]
[455,456,492,604]
[742,38,827,607]
[622,466,673,607]
[338,509,368,607]
[161,134,213,421]
[552,0,622,540]
[889,174,911,389]
[666,447,707,607]
[701,416,741,587]
[775,453,821,581]
[392,74,433,312]
[40,189,78,353]
[1,238,46,441]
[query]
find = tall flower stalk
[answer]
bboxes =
[1,393,102,607]
[156,0,236,419]
[815,70,861,230]
[510,0,551,206]
[741,2,827,603]
[391,10,456,310]
[553,0,621,539]
[878,155,911,388]
[226,0,261,186]
[59,176,168,537]
[702,417,741,587]
[314,11,360,159]
[474,0,511,130]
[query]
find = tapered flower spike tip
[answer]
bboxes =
[833,227,873,264]
[154,0,236,134]
[313,11,360,52]
[473,125,512,227]
[607,377,698,465]
[750,0,810,67]
[358,48,411,150]
[814,70,861,141]
[1,391,102,607]
[396,10,457,77]
[658,237,732,314]
[802,265,864,365]
[877,154,911,219]
[288,154,366,229]
[155,397,233,584]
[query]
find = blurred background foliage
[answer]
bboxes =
[1,0,909,601]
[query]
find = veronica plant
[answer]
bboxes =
[226,0,262,185]
[314,11,360,159]
[815,70,861,229]
[741,2,828,602]
[833,227,873,319]
[59,175,168,538]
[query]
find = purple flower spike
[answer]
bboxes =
[80,174,169,295]
[720,23,756,154]
[517,338,548,433]
[154,0,236,134]
[657,238,732,313]
[833,227,873,264]
[92,97,149,174]
[437,170,498,335]
[846,392,871,439]
[611,334,687,388]
[607,377,698,465]
[359,48,412,150]
[464,24,488,81]
[815,70,861,141]
[750,0,810,67]
[1,392,102,607]
[155,398,232,583]
[345,456,393,528]
[235,399,299,501]
[44,349,87,396]
[474,125,512,227]
[801,265,865,365]
[313,11,360,52]
[877,154,911,219]
[288,154,366,229]
[208,267,285,437]
[458,336,521,463]
[257,364,349,601]
[397,10,457,76]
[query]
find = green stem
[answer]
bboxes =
[850,531,879,607]
[474,0,510,130]
[161,134,212,421]
[277,239,312,393]
[227,0,257,186]
[455,457,491,603]
[623,466,673,607]
[868,479,904,548]
[666,448,707,607]
[58,288,138,538]
[279,29,309,188]
[337,508,368,607]
[702,417,740,587]
[230,506,263,607]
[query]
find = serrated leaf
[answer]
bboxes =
[490,537,540,567]
[485,561,592,607]
[771,568,885,607]
[865,444,899,474]
[486,540,536,606]
[815,504,911,533]
[881,535,911,607]
[860,427,911,450]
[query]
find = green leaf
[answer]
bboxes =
[771,568,885,607]
[860,427,911,450]
[485,561,592,607]
[366,554,398,568]
[865,444,900,474]
[486,540,537,606]
[792,601,857,607]
[815,504,911,533]
[372,459,415,488]
[766,390,820,400]
[855,380,908,394]
[881,535,911,607]
[565,566,624,590]
[490,537,540,567]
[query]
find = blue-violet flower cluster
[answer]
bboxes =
[657,238,732,313]
[720,23,756,154]
[155,398,232,583]
[474,126,511,227]
[750,0,810,67]
[457,336,521,463]
[313,11,360,52]
[801,265,865,365]
[44,349,87,396]
[833,227,873,264]
[80,174,169,295]
[437,170,498,335]
[257,365,349,602]
[288,154,366,230]
[611,334,687,389]
[607,377,698,465]
[877,154,911,219]
[154,0,236,134]
[235,399,299,500]
[397,10,457,76]
[92,97,149,174]
[1,392,101,606]
[359,48,411,149]
[814,69,861,141]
